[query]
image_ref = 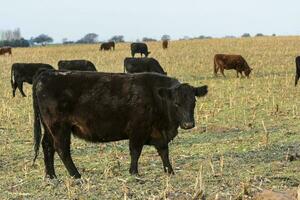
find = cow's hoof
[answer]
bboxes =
[129,169,139,175]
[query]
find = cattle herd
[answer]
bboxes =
[2,41,300,180]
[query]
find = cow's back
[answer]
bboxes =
[58,60,96,71]
[124,58,165,74]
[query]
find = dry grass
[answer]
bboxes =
[0,36,300,199]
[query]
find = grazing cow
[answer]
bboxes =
[58,60,97,71]
[295,56,300,86]
[100,42,115,51]
[32,71,208,179]
[131,43,150,57]
[11,63,54,97]
[214,54,252,78]
[124,57,167,75]
[0,47,12,55]
[162,40,168,49]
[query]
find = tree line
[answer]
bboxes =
[0,28,278,48]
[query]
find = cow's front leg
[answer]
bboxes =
[129,141,143,175]
[240,71,245,78]
[155,145,174,174]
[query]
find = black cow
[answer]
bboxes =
[124,57,167,75]
[130,43,150,57]
[32,71,208,179]
[295,56,300,86]
[100,42,115,51]
[11,63,54,97]
[58,60,97,71]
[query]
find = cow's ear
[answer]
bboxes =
[158,87,173,100]
[194,85,208,97]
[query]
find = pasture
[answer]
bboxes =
[0,36,300,199]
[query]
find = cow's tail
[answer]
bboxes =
[10,65,14,89]
[32,79,42,164]
[213,57,218,75]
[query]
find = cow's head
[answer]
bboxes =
[158,84,208,129]
[245,67,253,77]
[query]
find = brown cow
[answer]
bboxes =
[214,54,252,78]
[162,40,168,49]
[0,47,12,56]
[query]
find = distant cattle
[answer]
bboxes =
[11,63,54,97]
[130,43,150,57]
[214,54,252,78]
[100,42,115,51]
[124,57,167,75]
[295,56,300,86]
[0,47,12,56]
[32,71,208,178]
[162,40,168,49]
[58,60,97,71]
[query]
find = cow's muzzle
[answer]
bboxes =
[180,122,195,130]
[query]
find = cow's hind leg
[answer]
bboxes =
[129,140,143,175]
[42,129,56,179]
[12,82,18,97]
[17,81,26,97]
[52,123,81,178]
[155,145,174,174]
[220,67,226,77]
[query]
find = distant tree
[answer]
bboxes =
[196,35,212,40]
[224,35,236,38]
[180,36,191,40]
[0,38,30,47]
[62,38,68,44]
[272,33,276,36]
[241,33,251,38]
[77,33,98,44]
[109,35,124,43]
[1,28,22,41]
[255,33,264,37]
[142,37,157,42]
[33,34,53,45]
[62,38,74,44]
[161,34,171,41]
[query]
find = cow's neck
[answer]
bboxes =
[157,106,179,142]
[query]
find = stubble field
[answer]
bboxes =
[0,36,300,199]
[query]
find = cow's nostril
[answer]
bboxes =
[182,122,195,129]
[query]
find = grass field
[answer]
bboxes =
[0,36,300,199]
